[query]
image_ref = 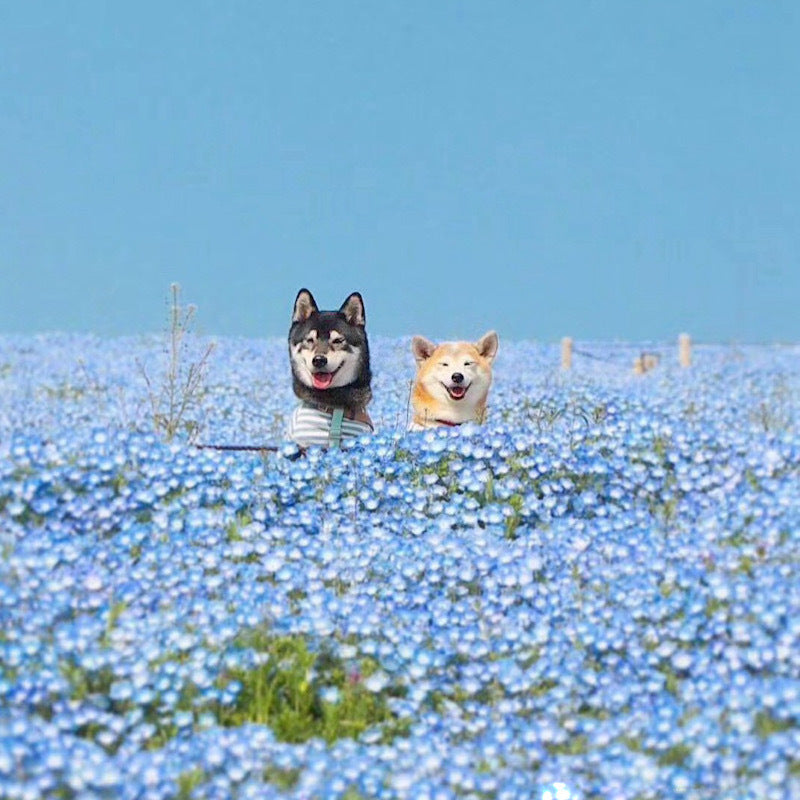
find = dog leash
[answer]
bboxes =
[198,404,363,454]
[195,443,280,452]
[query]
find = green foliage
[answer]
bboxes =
[226,509,254,541]
[546,734,589,756]
[341,790,369,800]
[63,661,115,702]
[657,743,692,767]
[656,663,682,697]
[619,736,691,768]
[705,597,729,618]
[504,493,525,539]
[100,599,128,647]
[744,469,761,491]
[60,628,408,752]
[213,631,408,744]
[262,766,301,790]
[754,710,795,738]
[177,768,206,799]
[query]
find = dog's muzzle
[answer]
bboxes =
[444,378,469,400]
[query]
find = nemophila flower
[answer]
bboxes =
[0,337,799,798]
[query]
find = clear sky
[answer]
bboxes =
[2,2,798,343]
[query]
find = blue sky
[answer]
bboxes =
[2,2,798,342]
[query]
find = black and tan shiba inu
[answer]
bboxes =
[287,288,373,447]
[409,332,499,430]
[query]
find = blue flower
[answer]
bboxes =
[1,335,799,798]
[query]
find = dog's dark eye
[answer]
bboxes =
[440,362,449,367]
[463,361,474,367]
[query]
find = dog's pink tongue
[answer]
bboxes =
[312,372,334,390]
[450,386,466,399]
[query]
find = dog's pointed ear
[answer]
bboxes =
[339,292,366,327]
[412,336,437,364]
[475,331,499,363]
[292,288,318,323]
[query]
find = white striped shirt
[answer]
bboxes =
[287,404,373,448]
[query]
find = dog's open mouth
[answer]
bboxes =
[311,365,341,390]
[444,384,469,401]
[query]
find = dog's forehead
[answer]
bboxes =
[290,311,362,343]
[314,313,349,336]
[290,312,331,338]
[434,342,480,360]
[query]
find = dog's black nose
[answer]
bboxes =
[451,372,464,384]
[312,354,328,369]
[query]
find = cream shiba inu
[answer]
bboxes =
[409,332,499,430]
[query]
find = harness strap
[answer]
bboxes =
[303,400,373,429]
[329,407,345,448]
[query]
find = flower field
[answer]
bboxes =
[1,334,799,800]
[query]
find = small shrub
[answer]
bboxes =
[139,283,215,442]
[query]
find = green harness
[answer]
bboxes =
[329,407,345,449]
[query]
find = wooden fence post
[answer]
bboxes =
[678,333,691,368]
[561,337,573,370]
